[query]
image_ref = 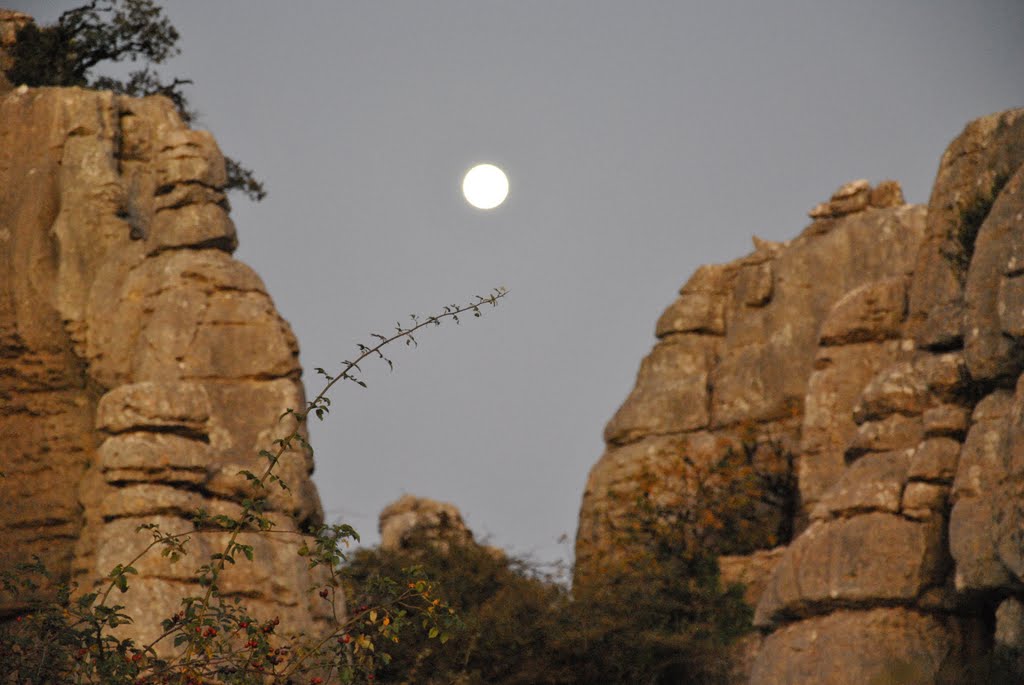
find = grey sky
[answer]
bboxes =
[12,1,1024,564]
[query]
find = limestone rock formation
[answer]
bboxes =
[576,108,1024,684]
[379,494,476,552]
[0,68,330,643]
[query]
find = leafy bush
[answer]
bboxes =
[343,447,760,685]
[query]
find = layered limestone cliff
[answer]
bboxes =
[0,19,331,644]
[576,108,1024,683]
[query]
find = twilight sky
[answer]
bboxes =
[13,1,1024,564]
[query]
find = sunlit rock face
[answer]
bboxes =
[576,108,1024,684]
[0,60,332,643]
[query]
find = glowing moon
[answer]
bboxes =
[462,163,509,209]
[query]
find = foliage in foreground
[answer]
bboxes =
[0,291,506,684]
[343,452,760,685]
[4,0,266,201]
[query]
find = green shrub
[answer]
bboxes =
[342,448,757,685]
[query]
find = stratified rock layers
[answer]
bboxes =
[576,108,1024,684]
[0,86,330,642]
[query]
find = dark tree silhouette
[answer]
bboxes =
[5,0,266,202]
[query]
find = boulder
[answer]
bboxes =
[907,108,1024,349]
[379,494,476,552]
[852,360,928,423]
[818,277,907,346]
[816,450,911,518]
[964,162,1024,382]
[604,336,718,444]
[846,414,924,459]
[750,608,976,685]
[755,514,945,627]
[655,263,734,337]
[908,438,961,484]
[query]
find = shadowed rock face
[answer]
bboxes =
[379,494,476,552]
[576,108,1024,684]
[0,82,332,643]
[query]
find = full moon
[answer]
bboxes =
[462,163,509,209]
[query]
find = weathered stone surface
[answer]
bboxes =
[98,432,209,483]
[749,608,975,685]
[755,514,944,626]
[916,351,970,400]
[995,598,1024,651]
[154,129,227,190]
[87,249,285,387]
[1000,380,1024,480]
[90,514,330,645]
[819,278,907,346]
[949,497,1011,591]
[908,438,960,484]
[655,263,734,337]
[946,390,1015,592]
[96,381,211,435]
[0,81,327,638]
[575,110,1024,685]
[181,291,300,380]
[870,179,906,209]
[846,414,924,459]
[604,336,717,444]
[719,548,786,608]
[999,274,1024,337]
[808,179,871,219]
[711,205,925,428]
[852,360,928,422]
[965,162,1024,382]
[806,179,906,223]
[576,430,795,587]
[148,203,238,255]
[379,494,476,552]
[994,492,1024,583]
[901,482,949,520]
[922,404,970,438]
[798,341,904,510]
[98,483,204,520]
[816,450,910,518]
[951,392,1012,500]
[736,261,774,307]
[908,108,1024,348]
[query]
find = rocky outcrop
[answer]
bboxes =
[577,180,925,578]
[0,80,330,642]
[577,108,1024,684]
[379,494,476,552]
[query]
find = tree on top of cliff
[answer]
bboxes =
[5,0,266,202]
